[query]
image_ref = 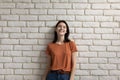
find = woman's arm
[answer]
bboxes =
[42,55,51,80]
[70,52,77,80]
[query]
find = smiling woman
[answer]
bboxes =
[42,20,78,80]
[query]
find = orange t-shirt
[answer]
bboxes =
[46,41,77,72]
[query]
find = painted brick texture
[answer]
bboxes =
[0,0,120,80]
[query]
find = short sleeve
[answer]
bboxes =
[46,44,50,55]
[69,41,78,53]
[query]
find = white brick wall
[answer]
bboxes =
[0,0,120,80]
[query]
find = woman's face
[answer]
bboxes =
[56,22,67,36]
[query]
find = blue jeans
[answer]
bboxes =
[46,71,70,80]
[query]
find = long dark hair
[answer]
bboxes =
[52,20,70,43]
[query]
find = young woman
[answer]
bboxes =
[42,20,78,80]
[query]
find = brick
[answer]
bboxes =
[90,46,106,51]
[33,45,46,50]
[75,70,89,75]
[111,4,120,9]
[70,34,82,39]
[114,16,120,21]
[11,9,28,14]
[39,27,53,33]
[79,52,97,57]
[38,39,51,45]
[24,75,41,80]
[0,51,3,56]
[89,0,107,3]
[32,0,50,2]
[3,27,21,32]
[75,40,92,45]
[73,3,90,9]
[0,75,4,80]
[27,21,45,27]
[81,64,98,69]
[20,15,38,21]
[95,28,113,33]
[36,3,52,8]
[13,0,31,2]
[20,39,37,44]
[70,0,87,2]
[51,0,68,2]
[91,70,108,75]
[83,22,99,27]
[95,16,113,21]
[23,51,40,57]
[110,70,120,75]
[48,9,66,14]
[0,33,9,38]
[68,28,74,33]
[10,33,26,38]
[90,58,107,63]
[114,28,120,33]
[14,45,32,51]
[13,57,31,62]
[0,27,2,32]
[4,51,22,57]
[83,34,101,39]
[0,63,3,68]
[57,15,75,21]
[77,46,89,51]
[67,10,84,15]
[93,40,111,45]
[53,3,71,9]
[1,15,19,20]
[1,39,19,44]
[76,16,94,21]
[104,10,120,16]
[45,33,53,40]
[0,21,7,26]
[68,22,82,27]
[28,33,45,38]
[22,28,38,32]
[81,76,98,80]
[32,57,46,62]
[92,4,110,9]
[39,15,56,20]
[0,69,13,74]
[4,63,22,69]
[101,22,119,27]
[98,52,116,57]
[0,3,15,8]
[107,46,120,51]
[0,9,10,14]
[75,28,93,33]
[45,21,57,27]
[30,9,47,14]
[85,10,103,15]
[0,45,13,50]
[100,76,118,80]
[8,21,26,27]
[0,0,12,2]
[108,0,120,2]
[109,58,120,63]
[5,75,23,80]
[16,3,34,8]
[102,34,119,39]
[77,58,88,63]
[33,69,45,75]
[23,63,40,68]
[15,69,32,74]
[99,64,116,69]
[112,40,120,45]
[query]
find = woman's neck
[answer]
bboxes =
[57,35,64,43]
